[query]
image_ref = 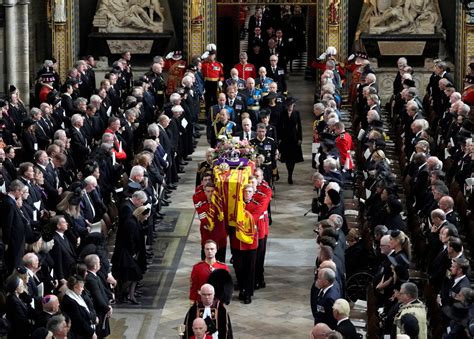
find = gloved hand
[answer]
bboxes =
[218,81,223,88]
[348,54,355,61]
[318,52,327,60]
[165,51,174,59]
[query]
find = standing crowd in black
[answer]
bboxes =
[310,52,474,338]
[0,48,209,338]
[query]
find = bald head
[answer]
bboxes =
[192,318,207,339]
[199,284,215,306]
[310,323,332,338]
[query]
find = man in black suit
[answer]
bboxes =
[23,253,42,303]
[237,118,257,140]
[70,113,90,171]
[440,257,471,308]
[34,150,60,211]
[85,254,112,337]
[333,298,359,338]
[1,180,27,273]
[156,116,178,185]
[428,220,458,293]
[311,267,341,328]
[267,55,287,94]
[50,215,77,284]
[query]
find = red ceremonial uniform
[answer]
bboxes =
[201,60,225,82]
[234,63,257,81]
[189,260,229,302]
[164,59,187,96]
[192,192,227,249]
[254,187,272,239]
[335,131,354,170]
[311,60,346,86]
[104,128,127,161]
[229,199,264,250]
[462,86,474,107]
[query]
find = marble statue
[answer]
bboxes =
[54,0,67,23]
[356,0,443,36]
[93,0,165,33]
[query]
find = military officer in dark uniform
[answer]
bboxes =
[250,123,277,185]
[258,110,277,141]
[146,62,167,110]
[226,85,246,124]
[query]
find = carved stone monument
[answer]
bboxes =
[93,0,165,33]
[88,0,173,63]
[355,0,444,64]
[354,0,447,103]
[357,0,443,36]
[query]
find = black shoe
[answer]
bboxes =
[161,200,169,206]
[238,292,244,300]
[178,168,185,174]
[260,281,266,288]
[157,211,166,217]
[243,296,252,304]
[183,156,192,161]
[288,177,293,184]
[196,125,204,131]
[167,185,177,190]
[193,133,201,138]
[179,161,188,166]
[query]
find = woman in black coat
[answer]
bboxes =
[21,119,38,162]
[278,97,303,184]
[3,146,17,180]
[345,228,371,278]
[112,206,149,304]
[5,275,32,339]
[61,276,97,339]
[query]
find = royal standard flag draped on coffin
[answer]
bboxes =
[210,165,255,244]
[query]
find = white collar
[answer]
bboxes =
[337,317,349,326]
[453,275,466,286]
[322,284,334,295]
[55,231,65,239]
[65,289,90,313]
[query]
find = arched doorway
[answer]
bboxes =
[215,2,318,77]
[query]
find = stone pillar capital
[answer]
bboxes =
[18,0,30,4]
[3,0,17,7]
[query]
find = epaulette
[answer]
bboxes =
[266,136,275,141]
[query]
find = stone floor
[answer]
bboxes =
[109,72,320,338]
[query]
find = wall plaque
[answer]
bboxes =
[106,40,154,54]
[377,41,426,56]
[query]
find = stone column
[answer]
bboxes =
[4,0,18,94]
[17,0,30,105]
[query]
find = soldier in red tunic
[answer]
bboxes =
[201,44,225,111]
[229,184,265,304]
[165,51,187,96]
[193,183,227,262]
[333,121,354,171]
[249,173,272,290]
[234,52,256,81]
[189,240,229,304]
